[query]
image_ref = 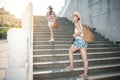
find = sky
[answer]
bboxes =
[0,0,65,18]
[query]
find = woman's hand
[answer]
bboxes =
[73,34,77,37]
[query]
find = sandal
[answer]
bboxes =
[79,75,89,80]
[65,66,73,71]
[48,39,54,42]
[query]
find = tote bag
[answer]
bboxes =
[54,21,58,28]
[82,23,95,43]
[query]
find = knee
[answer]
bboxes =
[69,48,73,53]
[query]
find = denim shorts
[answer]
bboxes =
[73,37,87,48]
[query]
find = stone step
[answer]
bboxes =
[34,25,92,29]
[33,57,120,70]
[34,32,73,35]
[34,26,69,29]
[33,63,120,79]
[33,47,120,55]
[34,27,72,29]
[34,25,89,28]
[33,34,102,37]
[34,25,73,27]
[33,51,120,62]
[34,28,91,32]
[33,32,103,37]
[34,28,73,31]
[33,36,102,41]
[33,35,104,39]
[43,71,120,80]
[33,41,114,45]
[33,29,96,32]
[33,37,108,41]
[33,30,94,33]
[33,35,103,40]
[33,44,118,49]
[34,35,73,38]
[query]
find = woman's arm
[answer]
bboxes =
[53,12,57,20]
[73,22,82,37]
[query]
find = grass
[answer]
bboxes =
[0,27,9,39]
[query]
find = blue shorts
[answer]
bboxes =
[73,38,87,48]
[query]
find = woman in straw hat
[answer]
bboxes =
[46,5,57,42]
[66,11,88,80]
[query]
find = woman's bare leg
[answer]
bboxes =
[49,26,54,40]
[80,48,88,77]
[68,45,79,69]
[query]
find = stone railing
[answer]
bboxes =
[22,2,33,80]
[5,2,33,80]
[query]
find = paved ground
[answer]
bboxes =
[0,40,8,80]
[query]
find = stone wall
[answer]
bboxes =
[60,0,120,42]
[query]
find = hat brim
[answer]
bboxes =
[71,12,80,18]
[47,7,53,9]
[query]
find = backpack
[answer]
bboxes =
[82,23,95,43]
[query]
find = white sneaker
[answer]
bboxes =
[48,39,54,42]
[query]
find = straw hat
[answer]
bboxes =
[48,5,53,9]
[71,11,80,18]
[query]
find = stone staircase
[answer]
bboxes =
[33,16,120,80]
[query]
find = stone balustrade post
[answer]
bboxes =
[4,2,33,80]
[4,28,27,80]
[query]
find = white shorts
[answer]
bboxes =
[48,22,54,27]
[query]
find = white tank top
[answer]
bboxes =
[74,20,84,39]
[47,11,55,22]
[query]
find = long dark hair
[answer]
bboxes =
[49,9,53,15]
[74,15,80,23]
[76,15,80,21]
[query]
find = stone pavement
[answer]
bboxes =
[0,40,8,80]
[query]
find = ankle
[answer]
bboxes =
[84,74,88,77]
[50,38,54,40]
[69,65,73,68]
